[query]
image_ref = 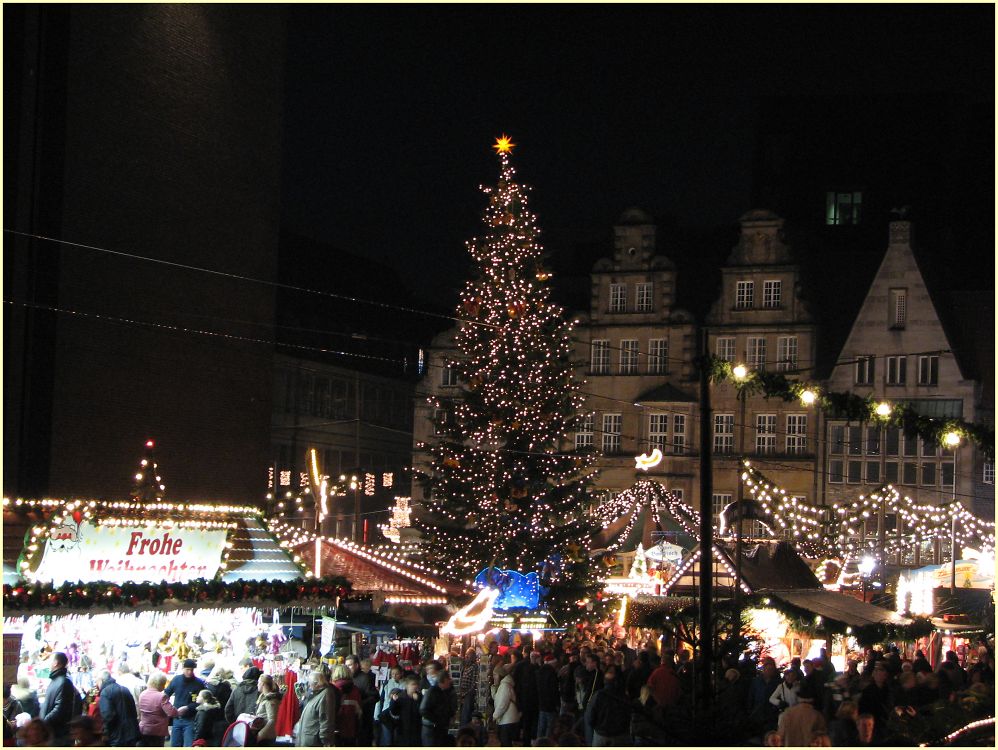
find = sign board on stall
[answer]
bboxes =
[3,633,22,687]
[34,520,228,585]
[320,616,337,657]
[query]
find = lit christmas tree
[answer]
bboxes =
[131,439,166,501]
[418,135,600,619]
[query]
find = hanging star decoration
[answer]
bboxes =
[493,134,515,154]
[634,449,663,471]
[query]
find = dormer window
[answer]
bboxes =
[826,191,862,225]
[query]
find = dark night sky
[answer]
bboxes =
[280,6,994,310]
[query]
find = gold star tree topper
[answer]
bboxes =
[493,134,515,155]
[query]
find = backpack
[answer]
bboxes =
[221,714,266,747]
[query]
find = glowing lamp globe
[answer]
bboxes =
[943,431,961,448]
[800,389,817,406]
[875,402,892,418]
[732,364,749,381]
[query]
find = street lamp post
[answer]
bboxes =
[697,339,714,711]
[943,431,961,593]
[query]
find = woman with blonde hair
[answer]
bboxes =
[137,672,180,746]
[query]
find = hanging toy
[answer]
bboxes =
[442,457,460,469]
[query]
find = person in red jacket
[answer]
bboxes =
[646,652,680,708]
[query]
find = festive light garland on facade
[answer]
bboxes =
[708,356,995,459]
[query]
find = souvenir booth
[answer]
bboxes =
[2,497,349,701]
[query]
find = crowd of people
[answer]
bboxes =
[3,632,994,747]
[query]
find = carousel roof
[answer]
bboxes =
[295,538,469,603]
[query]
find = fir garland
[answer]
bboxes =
[2,576,351,615]
[707,356,995,459]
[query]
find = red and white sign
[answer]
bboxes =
[35,520,228,585]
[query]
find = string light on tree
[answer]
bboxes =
[131,440,166,502]
[416,135,601,620]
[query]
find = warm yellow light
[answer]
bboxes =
[800,389,817,406]
[875,402,892,418]
[634,449,663,471]
[943,431,961,447]
[493,134,515,155]
[732,364,748,380]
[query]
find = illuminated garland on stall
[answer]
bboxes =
[740,462,825,556]
[708,357,995,459]
[415,137,601,621]
[2,576,351,615]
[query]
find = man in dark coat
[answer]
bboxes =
[858,662,892,740]
[348,656,379,747]
[513,651,540,745]
[224,666,261,724]
[96,670,140,747]
[586,666,632,746]
[535,654,560,741]
[41,651,82,746]
[419,672,455,746]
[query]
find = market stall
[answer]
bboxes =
[2,496,348,692]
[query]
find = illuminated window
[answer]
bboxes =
[716,337,736,362]
[648,414,669,450]
[917,356,939,386]
[636,283,653,312]
[601,413,622,454]
[672,414,686,454]
[735,281,754,309]
[889,288,907,329]
[886,356,906,385]
[747,337,767,371]
[855,355,875,385]
[713,414,734,454]
[441,366,459,387]
[777,336,798,372]
[825,191,862,225]
[763,280,782,309]
[712,493,732,526]
[575,413,594,449]
[620,340,639,374]
[984,462,994,485]
[786,414,808,455]
[591,340,610,374]
[609,283,627,313]
[648,339,669,374]
[755,414,776,454]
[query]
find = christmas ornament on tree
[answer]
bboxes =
[417,136,600,618]
[131,440,166,502]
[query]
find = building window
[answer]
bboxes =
[601,413,622,454]
[591,340,610,374]
[830,425,845,455]
[609,283,627,313]
[777,336,798,372]
[755,414,776,454]
[648,414,669,450]
[921,462,937,486]
[575,413,594,449]
[885,428,900,456]
[890,288,907,329]
[885,462,899,484]
[716,337,736,362]
[441,365,459,387]
[433,408,450,436]
[917,355,939,386]
[636,283,653,312]
[848,460,863,484]
[735,281,754,309]
[712,493,732,526]
[713,414,734,454]
[848,426,863,456]
[747,337,767,371]
[855,355,875,385]
[829,460,844,483]
[620,339,639,374]
[886,356,907,385]
[826,190,862,225]
[648,339,669,374]
[866,427,881,456]
[786,414,808,455]
[763,280,782,309]
[984,461,994,485]
[672,414,687,454]
[941,461,954,487]
[903,462,918,485]
[866,461,881,484]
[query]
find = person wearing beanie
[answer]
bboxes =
[164,659,206,747]
[224,666,262,725]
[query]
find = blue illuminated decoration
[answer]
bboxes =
[473,566,540,610]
